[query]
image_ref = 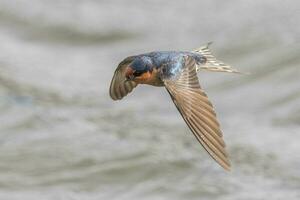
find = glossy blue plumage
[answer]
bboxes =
[130,51,206,79]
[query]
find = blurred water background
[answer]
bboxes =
[0,0,299,199]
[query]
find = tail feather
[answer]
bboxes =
[193,42,242,74]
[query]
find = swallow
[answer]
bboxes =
[109,43,241,171]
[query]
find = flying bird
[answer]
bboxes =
[109,43,241,171]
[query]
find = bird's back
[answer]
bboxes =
[142,51,205,69]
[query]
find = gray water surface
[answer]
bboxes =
[0,0,299,199]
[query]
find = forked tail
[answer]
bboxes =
[193,42,242,74]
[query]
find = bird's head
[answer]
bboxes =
[124,56,153,83]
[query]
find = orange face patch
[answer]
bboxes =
[134,68,163,86]
[134,71,152,83]
[125,67,134,79]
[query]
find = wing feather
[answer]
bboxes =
[163,56,231,170]
[109,58,137,100]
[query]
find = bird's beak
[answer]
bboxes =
[126,74,135,81]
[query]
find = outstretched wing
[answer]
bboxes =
[163,56,231,170]
[109,57,138,100]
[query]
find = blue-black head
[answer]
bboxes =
[124,56,153,81]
